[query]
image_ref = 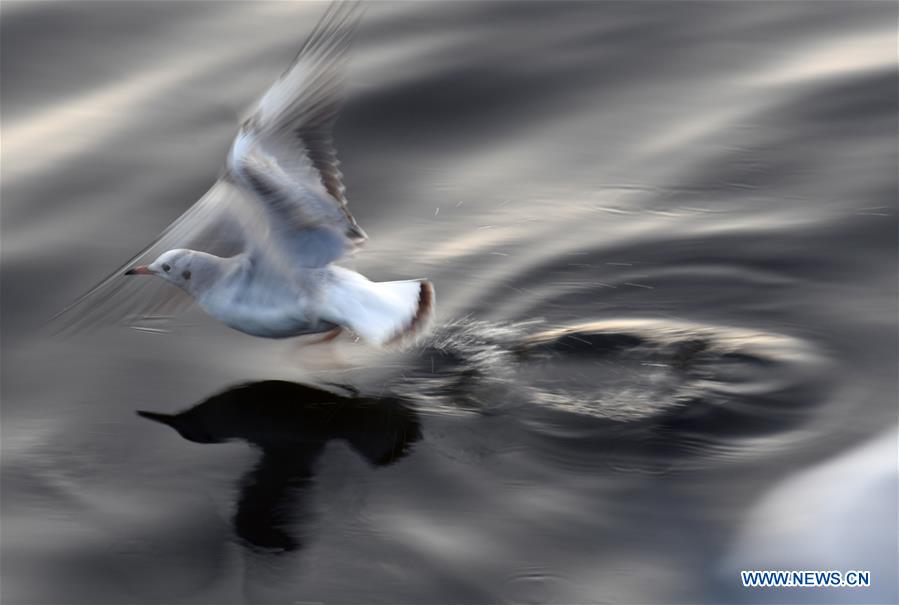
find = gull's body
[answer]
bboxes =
[58,3,434,345]
[188,252,330,339]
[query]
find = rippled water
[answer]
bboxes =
[2,2,897,604]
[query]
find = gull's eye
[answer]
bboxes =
[182,270,191,280]
[162,263,171,273]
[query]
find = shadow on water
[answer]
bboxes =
[137,381,421,552]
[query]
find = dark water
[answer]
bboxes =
[2,2,897,604]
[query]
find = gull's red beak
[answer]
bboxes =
[124,265,153,276]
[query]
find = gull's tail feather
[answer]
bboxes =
[325,268,435,346]
[391,280,434,345]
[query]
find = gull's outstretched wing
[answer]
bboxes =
[49,179,260,335]
[227,1,366,269]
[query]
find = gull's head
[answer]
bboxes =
[125,249,205,291]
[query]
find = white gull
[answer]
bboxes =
[57,3,434,346]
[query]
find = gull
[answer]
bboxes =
[55,3,434,345]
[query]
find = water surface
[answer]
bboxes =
[2,2,897,603]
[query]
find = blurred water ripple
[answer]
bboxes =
[1,2,896,603]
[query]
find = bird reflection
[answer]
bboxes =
[138,380,421,552]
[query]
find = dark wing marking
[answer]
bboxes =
[229,0,367,255]
[267,0,360,207]
[239,157,350,268]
